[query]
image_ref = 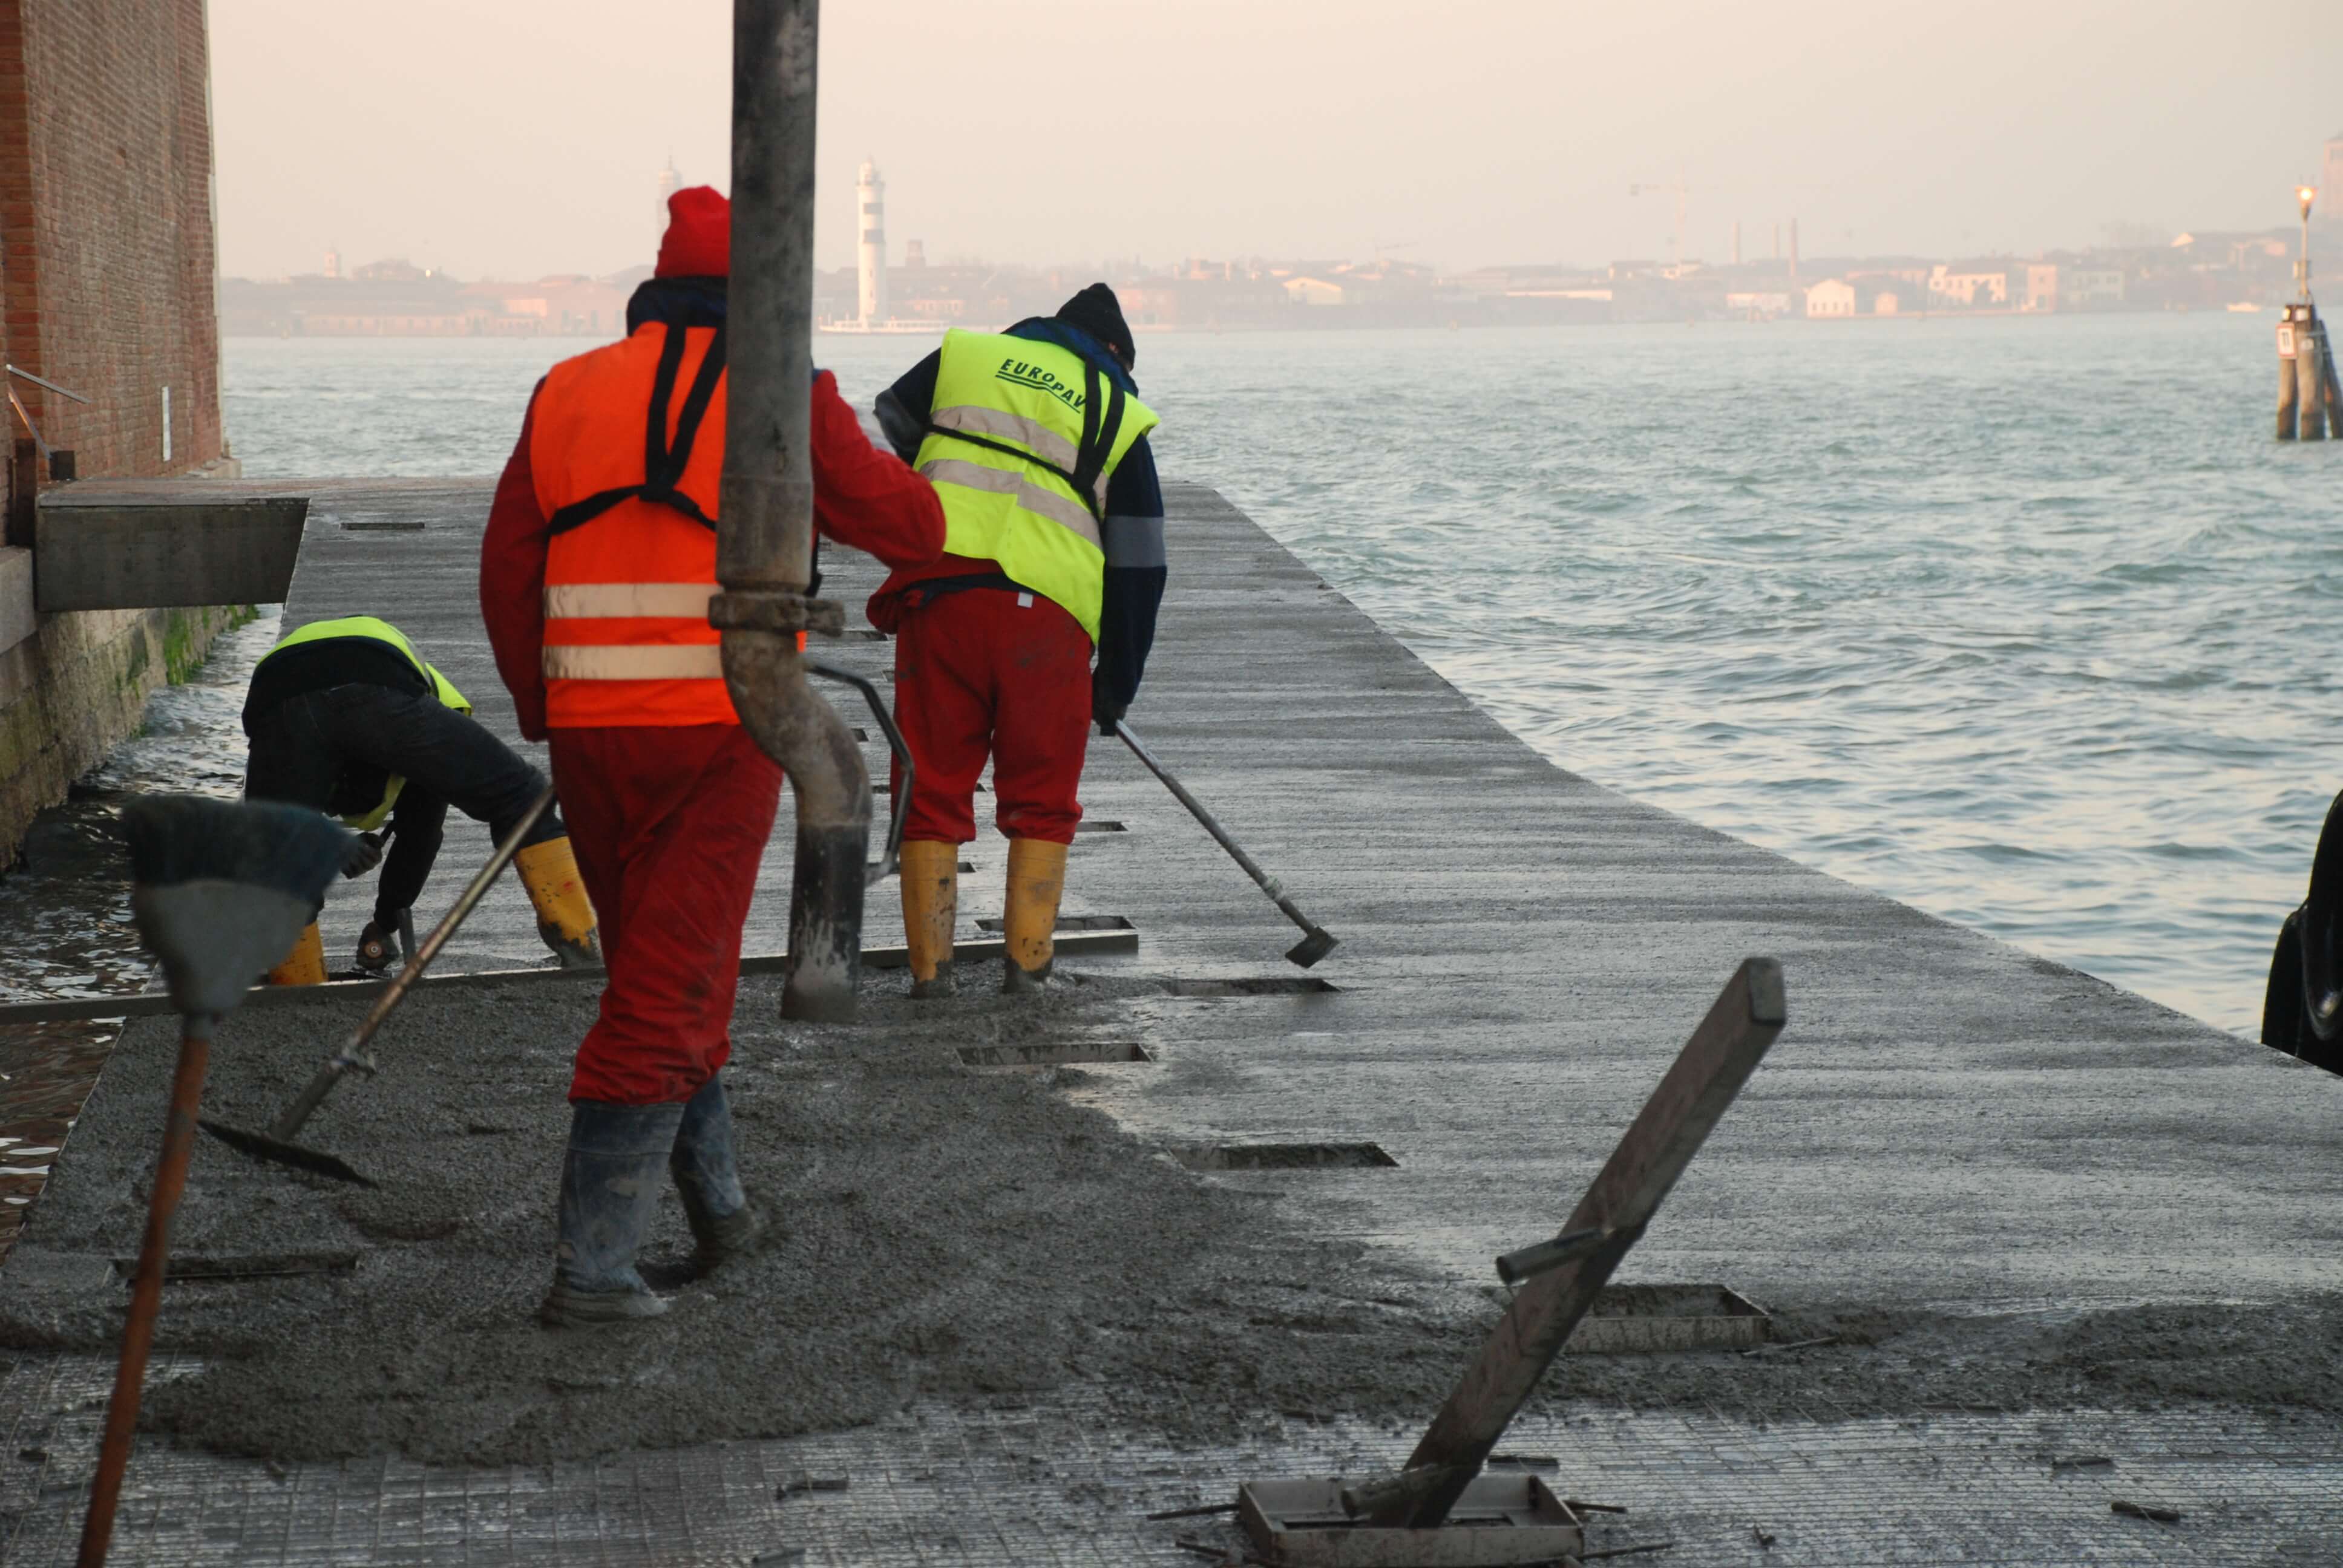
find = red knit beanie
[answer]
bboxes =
[656,186,730,278]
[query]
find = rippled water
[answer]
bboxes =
[221,317,2341,1033]
[0,609,281,1005]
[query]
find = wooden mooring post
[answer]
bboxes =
[2299,310,2327,442]
[2281,183,2325,441]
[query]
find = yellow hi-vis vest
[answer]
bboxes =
[911,328,1159,643]
[257,615,471,831]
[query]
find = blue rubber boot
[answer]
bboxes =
[539,1100,686,1328]
[669,1074,771,1274]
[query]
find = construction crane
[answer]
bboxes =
[1371,237,1421,269]
[1629,181,1691,270]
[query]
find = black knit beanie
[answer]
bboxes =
[1054,283,1135,368]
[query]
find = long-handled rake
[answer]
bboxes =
[198,783,555,1186]
[85,796,353,1566]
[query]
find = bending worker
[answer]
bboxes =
[481,186,945,1328]
[243,614,598,981]
[871,283,1165,996]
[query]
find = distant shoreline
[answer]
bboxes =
[222,306,2235,341]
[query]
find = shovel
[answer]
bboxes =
[87,796,354,1566]
[199,783,555,1186]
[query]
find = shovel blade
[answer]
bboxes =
[198,1118,375,1186]
[1285,928,1339,969]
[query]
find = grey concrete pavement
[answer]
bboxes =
[0,474,2333,1564]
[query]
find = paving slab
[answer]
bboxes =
[0,477,2335,1563]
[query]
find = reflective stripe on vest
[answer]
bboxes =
[910,328,1159,644]
[543,583,715,619]
[542,644,727,681]
[532,325,736,727]
[257,616,470,830]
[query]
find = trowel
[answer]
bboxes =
[199,785,556,1186]
[1114,720,1339,967]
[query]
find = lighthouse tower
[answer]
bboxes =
[857,158,888,327]
[654,155,681,253]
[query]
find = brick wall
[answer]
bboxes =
[0,0,236,863]
[0,0,221,484]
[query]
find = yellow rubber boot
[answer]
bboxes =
[515,835,601,969]
[265,921,326,986]
[898,840,960,999]
[1002,838,1067,993]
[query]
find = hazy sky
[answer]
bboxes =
[212,1,2341,281]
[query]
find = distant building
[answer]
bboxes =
[323,244,340,280]
[1807,276,1917,317]
[2024,263,2059,312]
[351,257,430,283]
[857,158,887,327]
[1725,290,1792,319]
[1928,263,2013,307]
[1804,278,1856,317]
[1282,276,1345,307]
[1866,279,1920,315]
[2065,268,2126,307]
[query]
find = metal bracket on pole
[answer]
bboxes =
[805,659,913,885]
[1236,959,1788,1565]
[709,589,847,640]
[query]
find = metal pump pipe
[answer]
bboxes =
[712,0,870,1023]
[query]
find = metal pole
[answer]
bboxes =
[714,0,870,1023]
[79,1016,217,1566]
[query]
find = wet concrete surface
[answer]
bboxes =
[0,478,2336,1561]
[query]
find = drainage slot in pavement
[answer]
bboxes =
[116,1250,361,1282]
[1162,977,1338,997]
[957,1042,1153,1068]
[1075,820,1126,834]
[1567,1284,1771,1354]
[339,519,425,531]
[975,914,1133,933]
[1173,1142,1395,1171]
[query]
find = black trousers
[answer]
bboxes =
[244,684,563,926]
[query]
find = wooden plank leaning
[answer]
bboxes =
[1376,958,1786,1529]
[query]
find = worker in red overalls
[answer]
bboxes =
[481,186,944,1328]
[869,286,1167,997]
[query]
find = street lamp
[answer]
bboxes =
[2299,184,2319,300]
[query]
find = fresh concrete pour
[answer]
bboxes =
[0,480,2336,1561]
[1,965,2336,1469]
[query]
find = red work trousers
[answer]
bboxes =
[893,587,1092,846]
[548,724,782,1105]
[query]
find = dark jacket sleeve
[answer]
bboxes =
[1092,433,1166,717]
[872,350,941,462]
[479,384,552,742]
[810,370,945,569]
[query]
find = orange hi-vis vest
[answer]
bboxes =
[532,320,735,727]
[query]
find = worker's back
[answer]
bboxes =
[529,314,733,728]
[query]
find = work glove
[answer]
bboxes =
[340,831,387,880]
[1092,684,1128,738]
